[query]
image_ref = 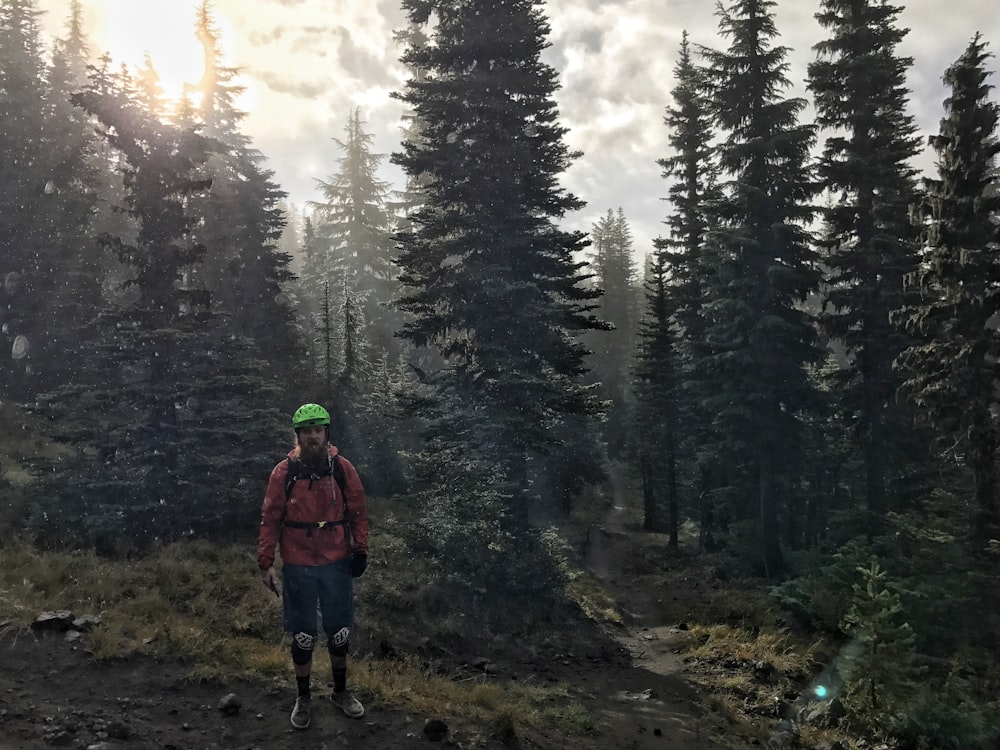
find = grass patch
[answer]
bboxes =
[564,571,623,626]
[675,599,838,743]
[686,623,803,671]
[356,655,591,733]
[0,530,595,736]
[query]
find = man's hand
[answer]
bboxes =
[260,566,280,597]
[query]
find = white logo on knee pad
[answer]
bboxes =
[331,627,349,647]
[294,632,315,650]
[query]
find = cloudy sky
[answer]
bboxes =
[35,0,1000,258]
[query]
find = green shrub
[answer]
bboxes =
[837,560,921,735]
[896,674,1000,750]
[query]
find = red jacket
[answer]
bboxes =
[258,446,369,570]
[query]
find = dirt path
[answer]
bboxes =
[576,468,750,750]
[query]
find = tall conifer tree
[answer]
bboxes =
[187,1,301,379]
[297,216,331,324]
[392,22,432,230]
[31,84,284,548]
[634,252,680,542]
[656,32,720,346]
[49,0,88,89]
[896,35,1000,546]
[700,0,822,575]
[652,31,723,548]
[808,0,922,529]
[134,52,167,115]
[586,207,638,455]
[311,110,399,356]
[42,0,106,392]
[0,0,97,399]
[392,0,607,489]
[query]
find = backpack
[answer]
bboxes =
[281,455,349,534]
[283,455,346,500]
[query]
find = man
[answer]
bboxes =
[258,403,370,730]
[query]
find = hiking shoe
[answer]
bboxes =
[330,689,365,718]
[290,695,311,729]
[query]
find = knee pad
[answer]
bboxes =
[291,632,315,665]
[327,627,350,657]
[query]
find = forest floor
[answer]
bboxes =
[0,480,763,750]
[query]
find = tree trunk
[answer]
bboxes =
[968,422,999,546]
[667,446,678,548]
[863,371,888,539]
[641,452,669,533]
[698,465,716,552]
[758,443,784,578]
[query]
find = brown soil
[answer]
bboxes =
[0,489,756,750]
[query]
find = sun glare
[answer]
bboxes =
[101,1,212,104]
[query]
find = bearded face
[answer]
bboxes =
[297,425,329,469]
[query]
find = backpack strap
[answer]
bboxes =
[281,455,349,534]
[284,456,347,499]
[284,457,300,500]
[332,456,347,500]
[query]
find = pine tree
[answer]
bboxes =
[589,208,638,350]
[82,53,140,299]
[275,201,304,274]
[808,0,923,531]
[895,35,1000,546]
[310,109,399,356]
[30,84,285,549]
[699,0,822,575]
[838,561,920,732]
[652,30,723,548]
[298,216,329,321]
[48,0,88,90]
[586,207,638,456]
[187,0,301,379]
[356,352,408,496]
[192,0,247,148]
[41,14,108,396]
[392,0,607,489]
[0,0,99,399]
[134,52,168,116]
[391,21,432,230]
[634,252,680,542]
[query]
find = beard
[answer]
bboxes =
[298,437,329,472]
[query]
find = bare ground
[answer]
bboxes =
[0,488,758,750]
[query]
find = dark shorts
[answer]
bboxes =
[282,559,353,639]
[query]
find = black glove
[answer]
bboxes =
[350,553,368,578]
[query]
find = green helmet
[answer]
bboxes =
[292,403,330,429]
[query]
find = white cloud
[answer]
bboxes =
[33,0,1000,260]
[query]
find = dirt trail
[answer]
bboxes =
[577,468,749,750]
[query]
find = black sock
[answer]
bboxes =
[297,675,311,697]
[332,668,346,693]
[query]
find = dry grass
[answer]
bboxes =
[357,654,591,732]
[686,623,803,671]
[673,603,840,744]
[564,572,623,626]
[0,534,595,735]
